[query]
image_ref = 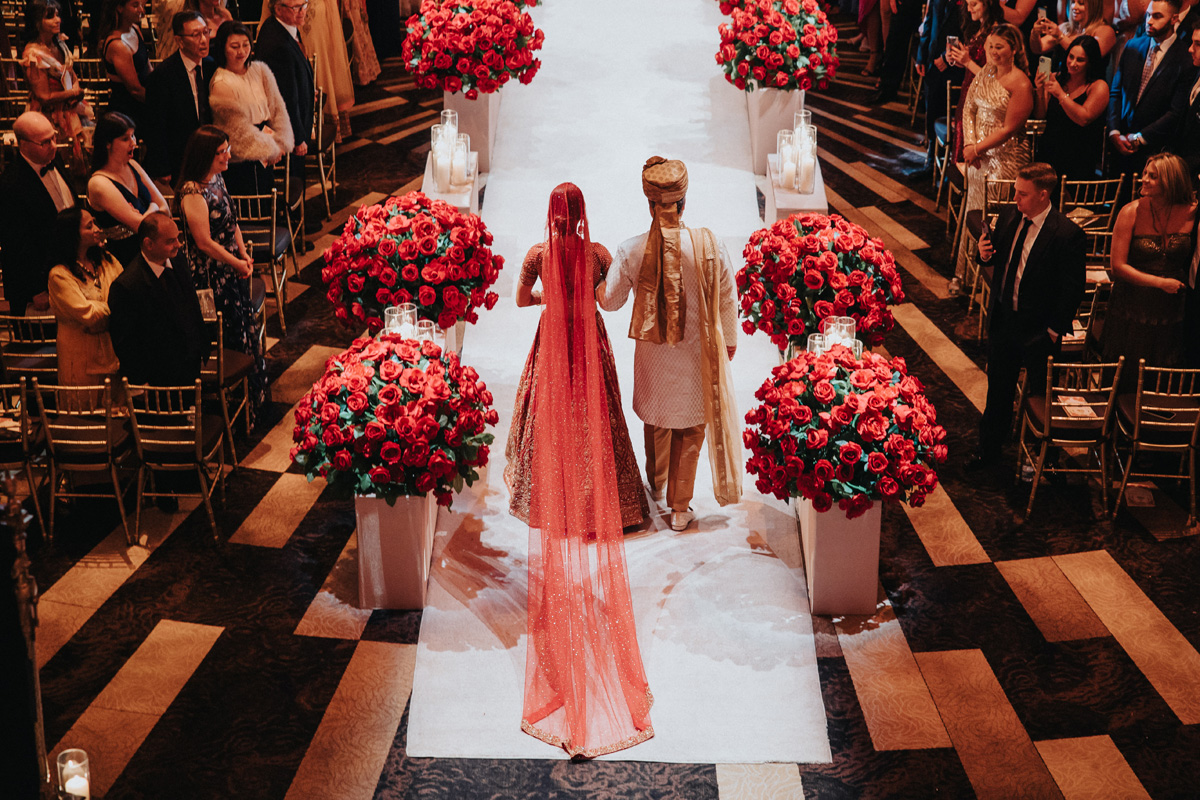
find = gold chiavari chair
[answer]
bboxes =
[1059,174,1124,234]
[933,80,961,210]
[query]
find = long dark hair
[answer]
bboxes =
[22,0,62,45]
[97,0,139,43]
[211,20,254,69]
[1057,34,1106,85]
[90,111,136,173]
[173,124,229,200]
[961,0,1005,40]
[48,207,105,277]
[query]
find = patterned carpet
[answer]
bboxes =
[21,10,1200,797]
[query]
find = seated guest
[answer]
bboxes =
[98,0,153,128]
[1035,35,1109,178]
[108,212,208,387]
[1107,0,1195,178]
[46,207,123,408]
[21,0,94,178]
[87,112,168,266]
[1031,0,1117,64]
[209,20,293,195]
[175,125,269,427]
[144,10,213,182]
[1101,153,1196,370]
[0,112,75,316]
[969,163,1086,469]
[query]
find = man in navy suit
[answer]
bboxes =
[144,11,214,182]
[255,0,315,163]
[968,163,1087,469]
[1108,0,1197,178]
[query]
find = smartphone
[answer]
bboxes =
[945,35,960,51]
[1037,56,1053,79]
[1037,6,1047,19]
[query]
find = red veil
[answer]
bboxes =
[521,183,654,757]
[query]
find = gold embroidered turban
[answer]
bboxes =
[630,157,688,345]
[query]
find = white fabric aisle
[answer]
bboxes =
[405,0,831,763]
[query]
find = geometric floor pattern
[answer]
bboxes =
[25,11,1200,798]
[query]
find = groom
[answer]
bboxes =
[598,157,742,531]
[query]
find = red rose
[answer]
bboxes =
[365,420,387,442]
[379,359,402,382]
[805,428,828,449]
[812,491,833,512]
[418,286,437,306]
[866,452,890,474]
[332,450,352,471]
[401,264,420,282]
[369,466,391,485]
[380,441,402,464]
[378,237,398,257]
[839,441,862,465]
[856,411,889,442]
[346,392,369,413]
[813,459,834,481]
[811,380,836,404]
[320,402,341,424]
[415,472,436,493]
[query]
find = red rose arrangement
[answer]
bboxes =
[744,345,948,519]
[716,0,839,92]
[322,192,502,334]
[290,334,498,507]
[738,213,904,352]
[403,0,544,98]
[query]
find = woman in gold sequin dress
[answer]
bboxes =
[952,23,1033,292]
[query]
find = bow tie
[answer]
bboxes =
[39,163,55,177]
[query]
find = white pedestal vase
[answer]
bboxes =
[441,319,467,357]
[745,88,802,175]
[797,498,882,615]
[356,492,438,610]
[444,90,500,173]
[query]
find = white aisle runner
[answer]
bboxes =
[406,0,831,763]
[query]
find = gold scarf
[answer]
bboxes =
[688,226,742,507]
[630,157,688,345]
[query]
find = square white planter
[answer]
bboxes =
[746,88,802,175]
[444,89,500,173]
[441,319,466,357]
[356,492,438,610]
[797,498,882,615]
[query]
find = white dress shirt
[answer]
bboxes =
[145,256,172,278]
[1009,203,1053,312]
[23,153,74,212]
[181,52,201,118]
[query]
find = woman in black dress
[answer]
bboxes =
[86,112,168,265]
[98,0,152,127]
[1034,35,1108,180]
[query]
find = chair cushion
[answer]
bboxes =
[1117,393,1200,444]
[1023,392,1109,440]
[221,349,256,385]
[139,414,225,464]
[241,224,292,261]
[933,117,948,143]
[48,417,131,462]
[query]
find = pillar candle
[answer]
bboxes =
[798,154,816,193]
[781,159,797,189]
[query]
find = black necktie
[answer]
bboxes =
[195,64,210,121]
[39,163,54,177]
[1001,217,1034,310]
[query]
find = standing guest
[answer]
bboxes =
[598,157,742,531]
[46,207,123,408]
[1031,0,1118,64]
[193,0,232,39]
[0,112,76,316]
[907,0,963,180]
[868,0,926,104]
[947,0,1006,162]
[292,0,355,138]
[255,0,314,167]
[98,0,153,128]
[342,0,381,86]
[1035,35,1110,178]
[108,212,208,387]
[1173,25,1200,177]
[174,125,268,427]
[969,163,1087,468]
[856,0,886,76]
[953,23,1034,295]
[21,0,93,178]
[144,10,213,182]
[152,0,185,58]
[1107,0,1195,178]
[1176,0,1200,39]
[209,20,293,195]
[87,112,168,266]
[1101,153,1196,369]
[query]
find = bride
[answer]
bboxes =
[505,182,654,758]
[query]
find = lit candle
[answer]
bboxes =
[433,147,451,192]
[451,147,467,184]
[781,159,797,189]
[64,774,90,799]
[798,154,816,193]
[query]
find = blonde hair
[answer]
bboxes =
[989,23,1029,73]
[1066,0,1104,34]
[1143,153,1196,208]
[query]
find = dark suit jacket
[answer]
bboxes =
[255,17,314,149]
[0,157,71,315]
[1173,76,1200,176]
[984,206,1087,344]
[144,52,215,179]
[916,0,962,67]
[1108,33,1198,150]
[108,253,207,386]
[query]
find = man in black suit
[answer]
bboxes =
[255,0,314,163]
[108,213,207,387]
[968,163,1087,469]
[868,0,925,105]
[1173,26,1200,178]
[0,112,76,316]
[144,11,214,182]
[902,0,962,179]
[1108,0,1197,178]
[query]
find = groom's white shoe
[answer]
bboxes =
[669,509,694,531]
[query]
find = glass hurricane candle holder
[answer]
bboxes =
[776,129,796,189]
[806,332,826,354]
[439,109,458,142]
[793,108,812,133]
[795,129,817,194]
[58,749,90,799]
[416,319,437,342]
[451,134,470,186]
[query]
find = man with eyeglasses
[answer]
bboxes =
[255,0,314,171]
[145,10,214,181]
[0,112,76,316]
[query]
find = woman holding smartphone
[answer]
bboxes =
[1035,35,1108,179]
[947,0,1006,161]
[1030,0,1116,66]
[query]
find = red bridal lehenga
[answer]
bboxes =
[505,183,654,758]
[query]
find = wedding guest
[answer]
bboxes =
[98,0,153,128]
[286,0,354,138]
[1107,0,1195,178]
[598,157,741,531]
[87,112,168,266]
[0,112,76,316]
[174,125,268,427]
[970,163,1086,468]
[144,10,214,181]
[1031,0,1117,64]
[342,0,381,86]
[1035,35,1109,178]
[1173,25,1200,177]
[151,0,186,58]
[21,0,93,177]
[209,20,293,195]
[193,0,232,39]
[1101,153,1196,370]
[46,207,122,408]
[868,0,925,104]
[906,0,963,180]
[108,211,208,387]
[947,0,1005,163]
[255,0,314,165]
[506,183,649,530]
